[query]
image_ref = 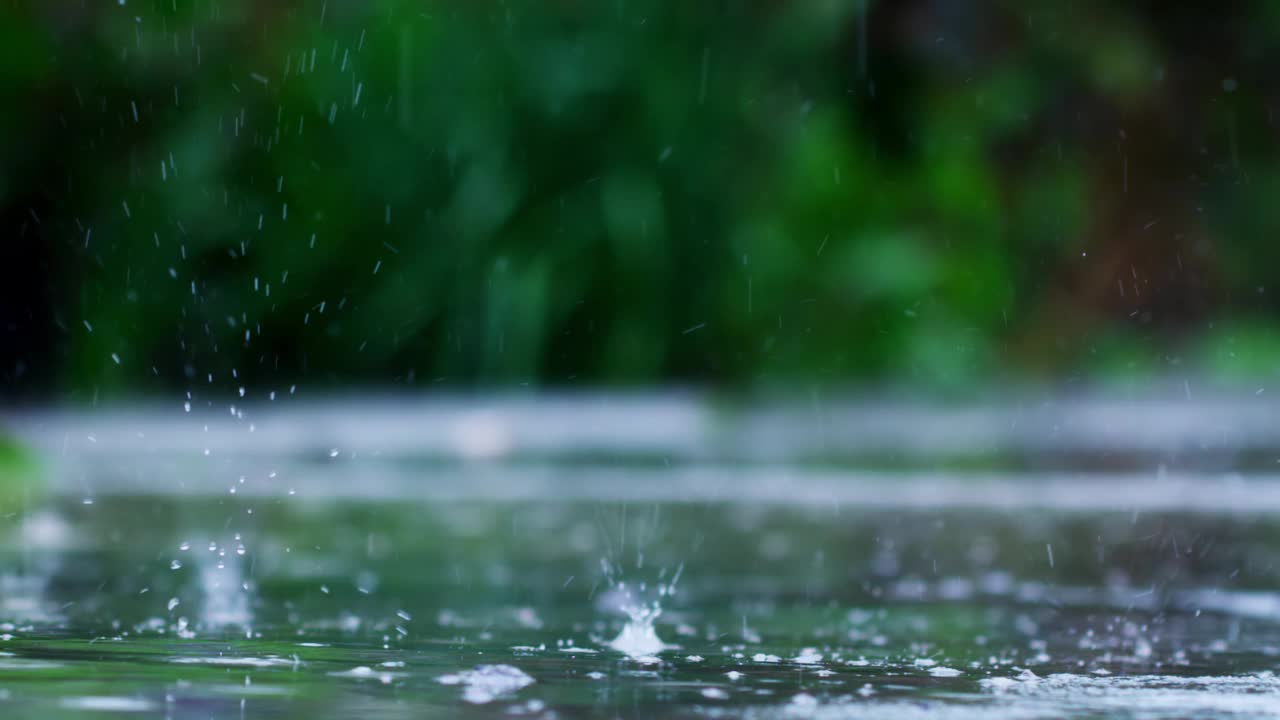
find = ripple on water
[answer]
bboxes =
[987,671,1276,693]
[59,697,157,713]
[690,670,1280,720]
[328,666,406,684]
[980,670,1280,717]
[436,664,535,704]
[0,659,64,670]
[168,655,295,668]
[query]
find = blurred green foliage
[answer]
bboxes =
[0,432,38,515]
[3,0,1280,397]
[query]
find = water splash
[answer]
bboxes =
[602,561,683,656]
[437,664,535,704]
[197,538,252,631]
[607,597,668,656]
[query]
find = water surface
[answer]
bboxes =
[3,397,1279,717]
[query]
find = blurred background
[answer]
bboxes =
[2,0,1279,401]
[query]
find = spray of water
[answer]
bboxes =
[602,560,683,656]
[197,537,252,632]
